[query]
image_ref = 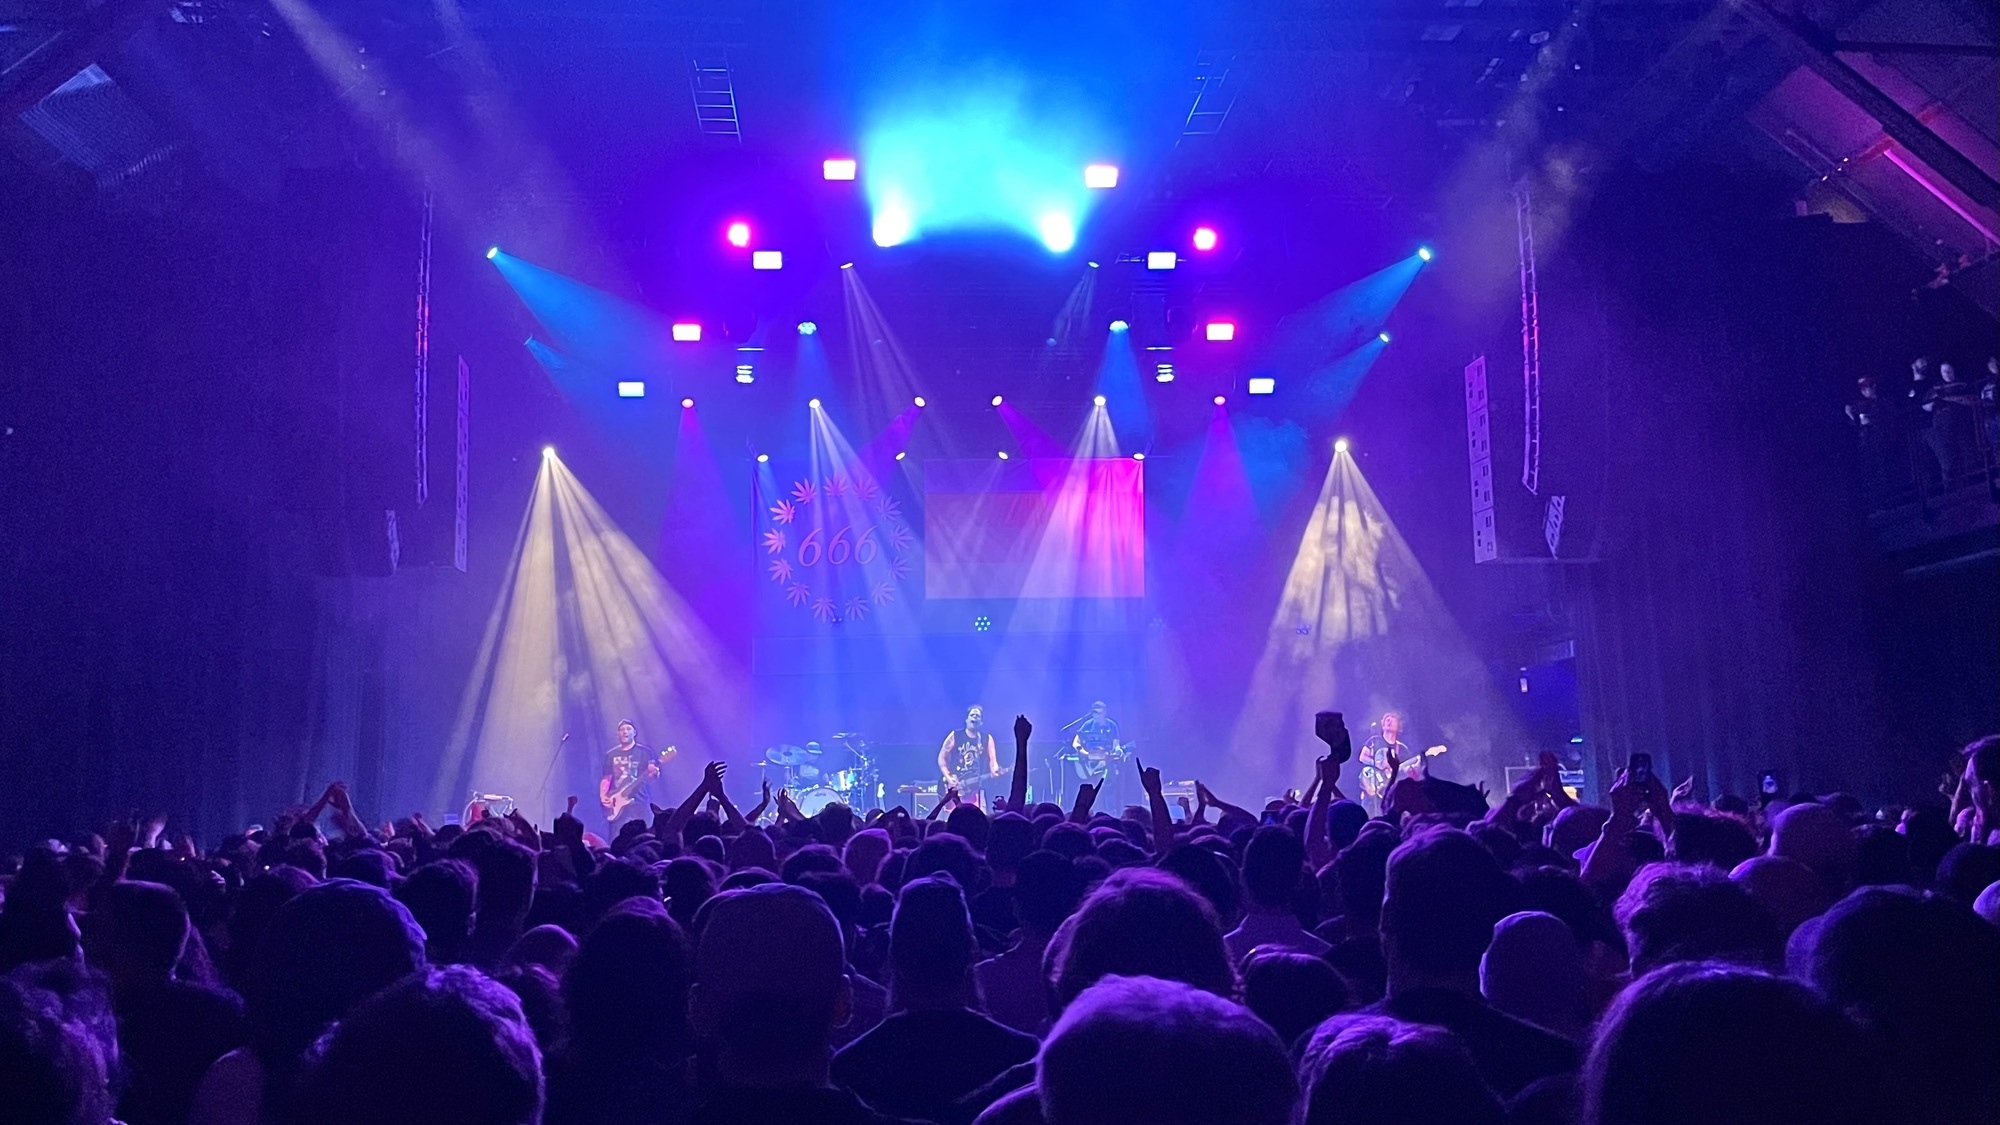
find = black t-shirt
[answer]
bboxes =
[830,1007,1039,1124]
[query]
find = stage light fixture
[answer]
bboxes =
[1038,213,1076,253]
[541,445,556,460]
[617,381,646,398]
[757,453,770,463]
[1417,245,1434,262]
[872,206,912,247]
[797,321,817,335]
[735,366,755,384]
[973,614,993,632]
[681,397,695,408]
[809,398,822,409]
[1205,321,1236,341]
[997,451,1009,460]
[1147,251,1177,270]
[484,246,500,260]
[1378,331,1392,343]
[896,451,908,461]
[823,157,857,180]
[1248,377,1275,395]
[725,221,751,248]
[1192,226,1218,251]
[1132,452,1145,461]
[1335,438,1351,453]
[672,323,701,342]
[840,262,855,270]
[1093,394,1107,407]
[1083,163,1119,188]
[1213,395,1226,405]
[1087,261,1100,269]
[1155,364,1174,382]
[913,396,926,408]
[990,395,1003,407]
[752,250,783,270]
[1108,319,1129,333]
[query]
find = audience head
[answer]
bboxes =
[1667,809,1758,871]
[841,828,892,886]
[1241,825,1309,910]
[1327,801,1369,849]
[944,804,992,852]
[1052,868,1235,1011]
[905,833,985,895]
[887,875,977,1010]
[1380,828,1515,985]
[292,966,541,1125]
[0,961,120,1125]
[986,813,1037,873]
[395,859,477,962]
[1936,842,1999,906]
[1728,855,1828,936]
[1480,911,1590,1038]
[80,880,188,990]
[250,880,426,1072]
[689,884,849,1084]
[1299,1014,1503,1125]
[1582,962,1888,1125]
[1040,975,1296,1125]
[560,897,691,1063]
[1615,863,1781,975]
[1768,802,1857,893]
[1547,805,1611,857]
[1240,949,1352,1048]
[1157,843,1243,929]
[661,857,717,929]
[1015,850,1085,937]
[1791,886,2000,1125]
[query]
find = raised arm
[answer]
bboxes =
[1009,715,1032,812]
[1306,755,1337,868]
[1138,759,1175,854]
[1194,780,1255,825]
[928,787,960,821]
[711,773,750,831]
[745,777,772,824]
[663,763,723,836]
[1069,778,1103,824]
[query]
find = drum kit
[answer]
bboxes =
[764,732,880,815]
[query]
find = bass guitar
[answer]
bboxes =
[601,747,677,821]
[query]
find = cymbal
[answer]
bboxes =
[765,744,812,766]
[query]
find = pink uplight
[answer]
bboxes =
[1192,226,1218,251]
[1205,321,1236,341]
[725,221,752,248]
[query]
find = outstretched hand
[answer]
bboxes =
[1014,714,1033,743]
[555,796,585,845]
[702,761,728,792]
[1136,758,1163,795]
[1314,711,1352,764]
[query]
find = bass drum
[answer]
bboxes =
[796,786,844,816]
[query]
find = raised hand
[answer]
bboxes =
[761,777,772,802]
[1137,758,1163,795]
[1177,795,1193,817]
[1670,775,1695,803]
[945,786,961,806]
[1014,714,1033,742]
[1314,711,1352,764]
[1607,769,1645,821]
[702,761,728,792]
[555,797,584,845]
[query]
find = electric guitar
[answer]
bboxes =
[601,747,676,821]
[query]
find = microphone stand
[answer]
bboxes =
[537,733,571,816]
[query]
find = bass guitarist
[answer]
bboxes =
[600,720,672,827]
[938,705,1001,808]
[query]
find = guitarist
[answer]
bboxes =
[599,720,660,827]
[938,705,1001,807]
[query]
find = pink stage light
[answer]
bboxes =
[725,221,751,248]
[1192,226,1218,251]
[1205,321,1236,341]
